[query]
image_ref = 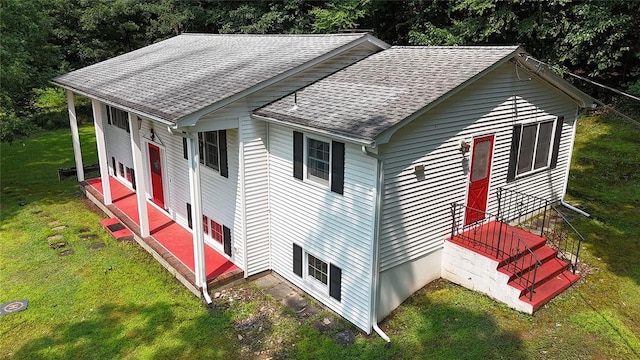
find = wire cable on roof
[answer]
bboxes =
[521,54,640,103]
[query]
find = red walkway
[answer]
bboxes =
[86,177,239,281]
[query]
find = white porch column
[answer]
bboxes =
[129,113,150,238]
[187,134,206,287]
[91,100,112,205]
[65,90,84,181]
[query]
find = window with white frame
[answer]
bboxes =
[307,253,328,285]
[106,106,129,132]
[192,131,228,178]
[307,138,330,183]
[516,121,554,176]
[204,131,219,171]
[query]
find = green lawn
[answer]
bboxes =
[1,114,639,359]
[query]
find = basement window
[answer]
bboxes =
[308,254,328,286]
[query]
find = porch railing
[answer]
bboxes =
[496,187,584,274]
[451,203,541,301]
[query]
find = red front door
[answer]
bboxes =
[148,143,165,208]
[465,135,495,225]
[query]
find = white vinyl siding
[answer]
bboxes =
[241,116,270,276]
[103,104,133,184]
[378,62,578,272]
[268,124,376,332]
[195,43,382,276]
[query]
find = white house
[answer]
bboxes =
[53,34,594,336]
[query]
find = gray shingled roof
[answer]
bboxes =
[52,33,373,123]
[255,46,520,142]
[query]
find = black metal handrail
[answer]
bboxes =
[547,205,585,273]
[450,203,541,300]
[496,187,585,274]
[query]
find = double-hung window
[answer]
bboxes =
[106,106,129,132]
[507,116,564,181]
[204,131,219,171]
[292,131,345,194]
[184,131,228,178]
[307,138,330,183]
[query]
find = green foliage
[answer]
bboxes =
[0,111,37,145]
[310,0,370,32]
[0,0,59,113]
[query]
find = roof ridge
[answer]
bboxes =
[390,45,519,49]
[179,33,368,37]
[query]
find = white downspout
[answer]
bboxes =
[363,146,390,342]
[560,108,590,219]
[560,200,591,217]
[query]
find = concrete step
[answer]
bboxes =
[100,218,133,241]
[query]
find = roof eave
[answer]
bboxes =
[252,113,375,147]
[172,34,390,130]
[516,54,596,108]
[51,80,176,126]
[373,46,522,145]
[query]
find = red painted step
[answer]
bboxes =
[498,245,557,277]
[507,257,571,293]
[100,218,133,240]
[520,269,580,311]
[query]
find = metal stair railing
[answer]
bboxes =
[496,187,585,274]
[450,203,541,300]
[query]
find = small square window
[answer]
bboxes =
[211,220,223,243]
[307,138,330,182]
[203,215,209,235]
[308,254,328,285]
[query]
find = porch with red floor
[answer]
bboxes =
[83,177,242,291]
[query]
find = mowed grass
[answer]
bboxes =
[1,113,639,359]
[0,127,239,359]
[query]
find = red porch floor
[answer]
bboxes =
[85,177,239,282]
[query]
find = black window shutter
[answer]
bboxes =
[506,125,522,182]
[106,106,111,125]
[331,141,345,194]
[223,225,232,256]
[293,131,303,180]
[329,264,342,301]
[183,138,188,160]
[131,168,136,190]
[186,203,192,229]
[219,130,228,178]
[550,116,564,169]
[111,157,116,173]
[293,244,302,277]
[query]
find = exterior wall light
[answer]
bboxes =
[460,141,470,155]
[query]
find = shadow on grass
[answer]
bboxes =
[273,281,525,360]
[565,115,640,285]
[11,302,238,359]
[1,126,99,224]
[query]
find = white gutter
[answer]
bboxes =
[167,126,196,139]
[253,114,375,147]
[363,145,390,342]
[561,200,591,217]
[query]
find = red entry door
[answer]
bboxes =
[465,135,495,225]
[148,143,165,208]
